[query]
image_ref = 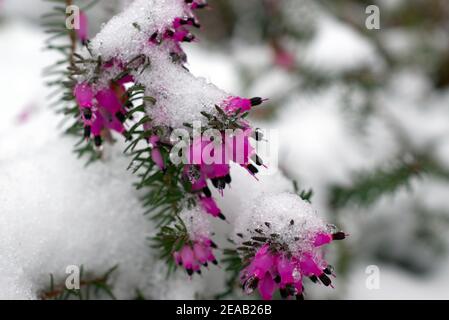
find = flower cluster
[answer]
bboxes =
[64,0,346,300]
[72,0,266,225]
[240,230,346,300]
[173,237,218,276]
[71,0,209,147]
[234,193,346,299]
[74,77,132,147]
[184,118,264,220]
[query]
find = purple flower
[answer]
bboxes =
[174,237,217,276]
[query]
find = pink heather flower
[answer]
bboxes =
[151,148,165,170]
[173,17,200,29]
[96,88,122,114]
[103,58,119,69]
[201,164,231,180]
[258,273,277,300]
[223,96,265,114]
[183,164,227,220]
[183,129,264,220]
[75,81,129,145]
[199,196,225,220]
[116,74,134,85]
[224,128,255,167]
[174,237,217,276]
[185,137,233,192]
[104,115,126,134]
[180,245,200,274]
[240,230,346,300]
[149,13,200,46]
[313,232,333,247]
[277,255,295,286]
[163,28,195,43]
[74,83,94,108]
[186,131,256,171]
[91,112,105,146]
[184,166,207,191]
[150,135,165,171]
[193,239,216,265]
[76,11,89,44]
[189,0,209,10]
[173,29,195,42]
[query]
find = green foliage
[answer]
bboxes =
[42,0,74,113]
[40,265,118,300]
[329,155,449,210]
[43,0,101,164]
[215,247,244,299]
[189,105,249,132]
[151,219,190,275]
[123,85,194,228]
[292,180,314,203]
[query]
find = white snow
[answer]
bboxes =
[0,126,205,299]
[89,0,185,61]
[135,47,228,128]
[179,206,212,240]
[0,21,205,300]
[234,192,327,254]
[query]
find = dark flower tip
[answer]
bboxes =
[319,273,332,286]
[202,187,212,198]
[94,135,102,147]
[296,294,304,300]
[247,164,259,175]
[274,275,281,284]
[210,241,218,249]
[84,126,91,138]
[332,232,346,240]
[115,111,126,123]
[250,97,264,106]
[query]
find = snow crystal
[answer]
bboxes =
[135,47,228,129]
[234,192,327,254]
[179,206,212,239]
[90,0,186,61]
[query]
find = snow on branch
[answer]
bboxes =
[40,0,347,300]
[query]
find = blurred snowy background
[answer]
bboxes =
[1,0,449,299]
